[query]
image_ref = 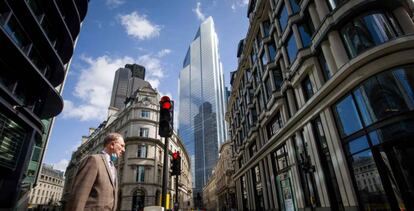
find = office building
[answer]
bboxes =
[109,63,147,110]
[63,73,192,210]
[0,0,88,208]
[178,16,228,199]
[227,0,414,210]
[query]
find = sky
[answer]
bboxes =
[44,0,249,171]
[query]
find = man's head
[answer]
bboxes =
[103,133,125,157]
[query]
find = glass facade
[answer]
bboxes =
[178,17,228,196]
[333,65,414,211]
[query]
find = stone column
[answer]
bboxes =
[321,41,338,75]
[308,3,321,28]
[393,7,414,35]
[328,31,349,69]
[314,0,330,21]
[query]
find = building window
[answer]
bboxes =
[265,76,273,99]
[260,51,268,66]
[298,20,314,48]
[272,67,283,91]
[286,32,298,64]
[136,166,145,182]
[141,110,150,118]
[241,175,248,210]
[137,145,147,158]
[318,51,332,81]
[0,0,11,25]
[252,165,264,210]
[341,13,399,58]
[301,75,314,102]
[312,117,343,209]
[267,112,283,138]
[273,144,289,171]
[327,0,347,10]
[249,141,257,157]
[3,15,31,53]
[289,0,300,14]
[262,20,271,38]
[333,65,414,210]
[139,128,149,137]
[268,41,277,63]
[278,4,289,32]
[0,112,27,170]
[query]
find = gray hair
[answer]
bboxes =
[103,133,123,146]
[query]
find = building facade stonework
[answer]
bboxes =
[227,0,414,210]
[63,84,192,210]
[28,164,64,209]
[203,141,237,211]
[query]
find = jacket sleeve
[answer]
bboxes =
[65,155,98,211]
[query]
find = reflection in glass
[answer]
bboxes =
[341,13,396,58]
[347,136,369,155]
[299,22,313,47]
[351,150,390,210]
[334,94,363,137]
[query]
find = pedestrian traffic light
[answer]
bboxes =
[159,96,174,137]
[171,151,181,176]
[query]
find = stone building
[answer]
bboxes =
[28,164,64,209]
[203,141,237,211]
[227,0,414,210]
[63,83,192,210]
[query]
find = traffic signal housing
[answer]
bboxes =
[159,96,174,137]
[171,151,181,176]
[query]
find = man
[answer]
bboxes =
[65,133,125,211]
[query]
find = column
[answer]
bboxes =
[393,7,414,34]
[321,40,338,75]
[286,88,298,115]
[314,0,330,21]
[308,3,321,28]
[328,31,349,69]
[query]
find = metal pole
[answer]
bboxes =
[162,137,169,208]
[175,175,179,210]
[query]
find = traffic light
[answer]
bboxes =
[171,151,181,176]
[159,96,174,137]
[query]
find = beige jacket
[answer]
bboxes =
[65,154,118,211]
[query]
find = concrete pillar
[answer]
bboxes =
[286,88,298,115]
[314,0,330,21]
[328,31,349,69]
[292,25,303,49]
[321,40,338,75]
[393,7,414,35]
[308,3,321,28]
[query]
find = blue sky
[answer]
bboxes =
[44,0,249,171]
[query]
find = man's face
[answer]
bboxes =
[111,138,125,157]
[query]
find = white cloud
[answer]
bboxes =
[193,2,206,21]
[52,159,69,172]
[231,0,248,10]
[106,0,125,8]
[62,50,170,121]
[119,11,161,40]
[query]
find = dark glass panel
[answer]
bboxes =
[0,112,27,170]
[301,75,314,101]
[350,150,391,210]
[4,16,31,53]
[290,0,300,14]
[262,20,271,37]
[298,22,313,47]
[268,41,277,62]
[318,51,332,81]
[278,5,288,32]
[334,94,363,137]
[347,136,370,155]
[287,33,298,63]
[265,76,272,99]
[0,0,11,25]
[341,13,396,58]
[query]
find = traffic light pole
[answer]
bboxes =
[161,137,169,208]
[174,175,179,210]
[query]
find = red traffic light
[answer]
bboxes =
[160,96,172,109]
[172,151,180,160]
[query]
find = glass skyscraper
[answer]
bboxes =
[178,17,228,198]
